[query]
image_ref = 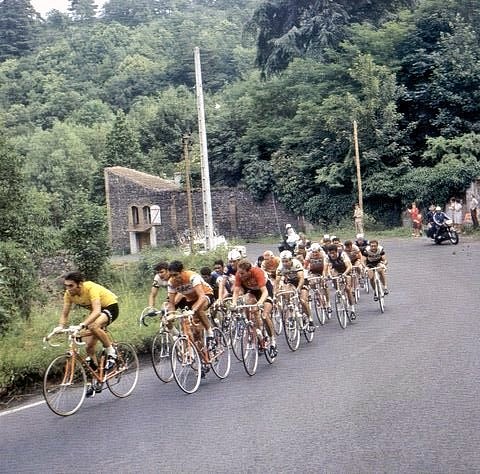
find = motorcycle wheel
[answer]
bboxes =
[448,229,459,245]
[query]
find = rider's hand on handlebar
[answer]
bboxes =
[53,325,65,334]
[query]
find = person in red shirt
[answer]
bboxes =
[407,202,422,238]
[232,259,277,356]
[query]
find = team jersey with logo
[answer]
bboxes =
[167,270,214,301]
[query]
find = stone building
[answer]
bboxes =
[104,166,302,254]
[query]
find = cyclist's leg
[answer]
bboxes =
[262,301,275,337]
[379,268,388,293]
[367,268,375,292]
[88,311,116,367]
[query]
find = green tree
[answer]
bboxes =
[0,0,37,61]
[246,0,417,76]
[0,242,37,330]
[61,198,110,281]
[69,0,97,22]
[91,110,145,203]
[0,132,26,241]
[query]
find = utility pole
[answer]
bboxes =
[194,46,215,251]
[353,120,364,210]
[182,133,195,255]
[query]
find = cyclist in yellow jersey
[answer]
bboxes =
[56,271,119,373]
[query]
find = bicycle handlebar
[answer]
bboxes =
[43,325,86,348]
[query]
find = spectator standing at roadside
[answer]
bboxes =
[470,195,479,229]
[407,202,422,238]
[449,198,463,233]
[353,203,364,235]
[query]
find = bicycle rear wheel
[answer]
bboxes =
[210,327,231,379]
[171,336,201,394]
[43,355,86,416]
[283,307,300,351]
[335,293,348,329]
[241,323,258,376]
[151,331,174,383]
[107,342,139,398]
[271,304,283,335]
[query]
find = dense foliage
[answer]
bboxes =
[0,0,479,333]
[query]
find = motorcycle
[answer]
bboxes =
[429,220,459,245]
[278,239,296,254]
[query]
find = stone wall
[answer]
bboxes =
[106,171,302,253]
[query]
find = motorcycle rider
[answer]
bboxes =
[279,224,300,253]
[432,206,450,239]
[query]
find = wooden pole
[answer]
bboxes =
[353,120,363,210]
[183,133,195,255]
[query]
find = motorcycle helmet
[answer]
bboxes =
[227,249,242,262]
[279,250,293,260]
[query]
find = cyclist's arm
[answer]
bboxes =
[148,286,159,307]
[167,291,176,313]
[59,300,72,327]
[232,283,241,306]
[297,270,305,292]
[258,286,269,306]
[191,284,206,313]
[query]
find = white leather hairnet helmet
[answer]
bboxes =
[279,250,293,260]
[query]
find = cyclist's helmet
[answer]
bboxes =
[310,243,322,252]
[435,206,442,211]
[227,249,242,261]
[279,250,293,260]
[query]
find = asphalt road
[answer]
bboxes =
[1,237,480,473]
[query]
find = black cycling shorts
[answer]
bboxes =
[101,303,119,325]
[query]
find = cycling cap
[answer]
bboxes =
[322,234,330,240]
[310,243,322,252]
[356,233,364,239]
[227,249,242,261]
[279,250,293,260]
[435,206,442,211]
[285,224,292,229]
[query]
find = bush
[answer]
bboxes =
[0,242,38,332]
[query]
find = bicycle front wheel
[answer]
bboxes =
[43,355,86,416]
[375,279,385,314]
[241,324,258,376]
[230,318,244,362]
[107,342,139,398]
[151,331,174,383]
[283,308,300,351]
[335,294,348,329]
[171,336,201,394]
[312,292,326,326]
[210,327,231,379]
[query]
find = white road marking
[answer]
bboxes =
[0,400,45,417]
